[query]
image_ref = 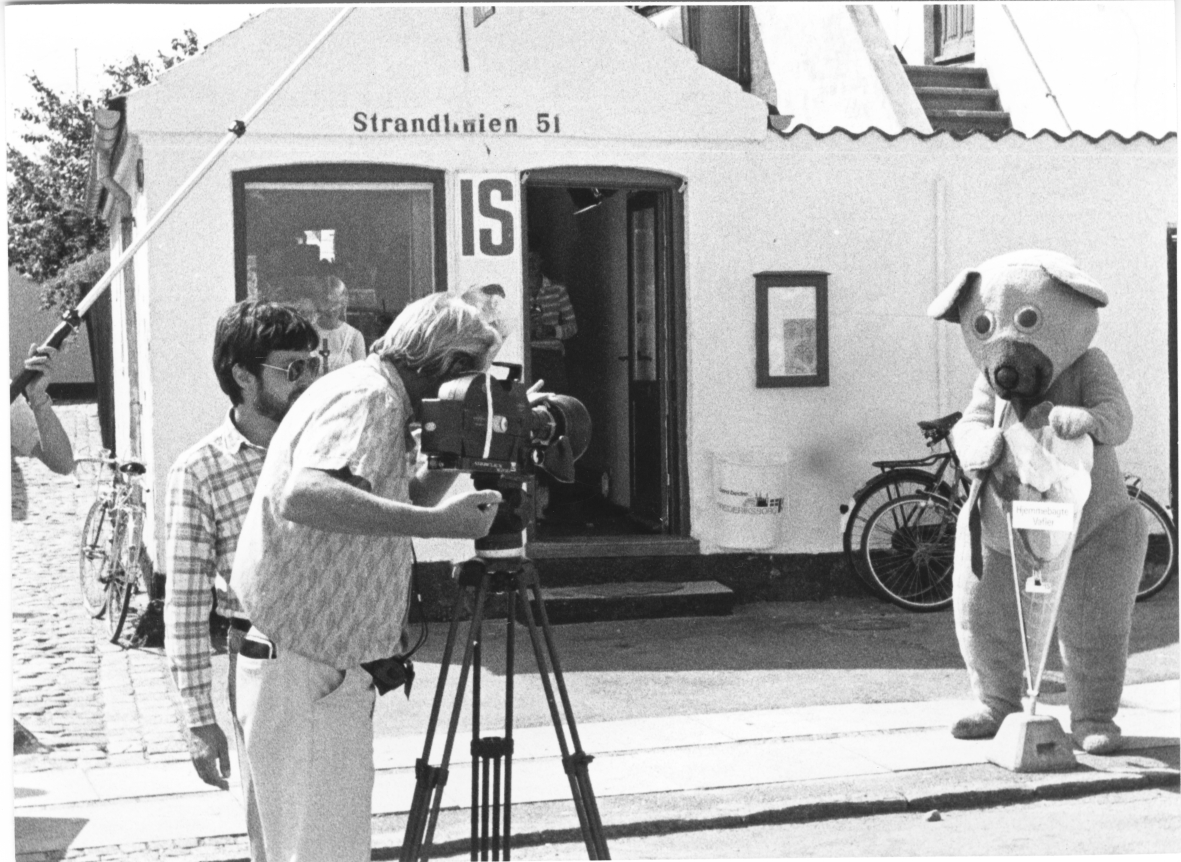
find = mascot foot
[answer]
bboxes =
[1072,720,1123,754]
[951,707,1013,739]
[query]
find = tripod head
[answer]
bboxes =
[471,471,532,560]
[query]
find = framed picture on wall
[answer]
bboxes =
[755,271,829,387]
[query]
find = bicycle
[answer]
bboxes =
[78,451,152,643]
[839,411,968,597]
[844,417,1177,611]
[1126,475,1178,601]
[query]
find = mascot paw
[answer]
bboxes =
[1048,406,1095,440]
[1072,720,1122,754]
[951,707,1011,739]
[957,426,1005,472]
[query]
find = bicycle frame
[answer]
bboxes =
[78,452,149,640]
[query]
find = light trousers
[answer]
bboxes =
[234,635,376,862]
[227,626,266,862]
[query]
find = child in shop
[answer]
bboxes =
[313,276,366,372]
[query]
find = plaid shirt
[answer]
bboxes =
[163,412,266,727]
[529,276,577,352]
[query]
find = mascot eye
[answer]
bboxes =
[972,312,995,339]
[1014,306,1042,333]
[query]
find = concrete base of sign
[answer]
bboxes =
[988,712,1078,772]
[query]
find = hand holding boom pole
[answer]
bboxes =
[10,6,356,403]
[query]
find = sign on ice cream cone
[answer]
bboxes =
[992,408,1093,704]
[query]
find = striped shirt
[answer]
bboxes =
[163,413,266,727]
[233,355,416,667]
[529,276,578,352]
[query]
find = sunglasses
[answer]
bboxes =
[257,356,322,383]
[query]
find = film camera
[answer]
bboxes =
[419,364,591,557]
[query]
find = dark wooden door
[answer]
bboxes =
[934,4,975,63]
[627,192,667,530]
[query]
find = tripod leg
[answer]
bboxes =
[473,618,482,857]
[514,576,610,860]
[404,572,492,862]
[402,581,470,862]
[526,578,610,859]
[504,587,515,858]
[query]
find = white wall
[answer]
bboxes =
[874,1,1177,138]
[683,131,1175,553]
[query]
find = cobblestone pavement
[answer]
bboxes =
[11,402,190,774]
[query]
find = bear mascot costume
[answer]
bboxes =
[927,249,1147,754]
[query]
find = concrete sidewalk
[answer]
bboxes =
[14,679,1179,861]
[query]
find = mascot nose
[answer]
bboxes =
[995,366,1020,391]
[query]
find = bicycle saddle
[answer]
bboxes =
[917,412,962,433]
[119,461,147,476]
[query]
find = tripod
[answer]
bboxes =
[399,552,610,861]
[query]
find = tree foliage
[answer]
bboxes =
[7,30,200,310]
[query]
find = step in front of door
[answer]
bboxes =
[903,64,990,89]
[522,580,735,625]
[912,85,1001,112]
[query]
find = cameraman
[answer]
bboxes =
[231,292,503,861]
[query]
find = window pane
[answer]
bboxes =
[243,182,436,348]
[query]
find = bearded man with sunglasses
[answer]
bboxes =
[164,300,321,862]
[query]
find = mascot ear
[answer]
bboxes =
[1039,255,1109,308]
[927,269,980,323]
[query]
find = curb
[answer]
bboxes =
[20,755,1178,861]
[366,759,1180,860]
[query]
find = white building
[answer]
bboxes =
[85,5,1175,593]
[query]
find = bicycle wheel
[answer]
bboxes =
[841,469,939,590]
[78,500,114,618]
[1130,487,1177,601]
[861,493,956,612]
[105,511,137,642]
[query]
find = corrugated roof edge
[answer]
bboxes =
[770,123,1177,145]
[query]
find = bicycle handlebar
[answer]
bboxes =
[75,457,147,476]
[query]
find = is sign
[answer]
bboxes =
[459,177,516,258]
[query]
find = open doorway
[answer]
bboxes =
[522,168,687,549]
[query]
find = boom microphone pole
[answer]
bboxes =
[10,5,356,403]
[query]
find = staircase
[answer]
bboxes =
[904,65,1012,138]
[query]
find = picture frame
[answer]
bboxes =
[755,271,829,388]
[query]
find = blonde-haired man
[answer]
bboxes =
[231,292,503,861]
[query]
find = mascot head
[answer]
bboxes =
[927,250,1106,418]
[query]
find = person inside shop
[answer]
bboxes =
[312,273,367,373]
[230,292,504,861]
[163,300,321,862]
[528,247,578,394]
[11,344,75,475]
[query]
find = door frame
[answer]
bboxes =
[1168,224,1177,519]
[520,166,690,540]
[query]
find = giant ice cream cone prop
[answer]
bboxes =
[987,404,1093,771]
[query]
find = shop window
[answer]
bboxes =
[234,165,446,349]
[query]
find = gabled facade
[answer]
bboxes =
[86,5,1175,583]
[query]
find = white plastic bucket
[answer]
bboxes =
[712,451,787,550]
